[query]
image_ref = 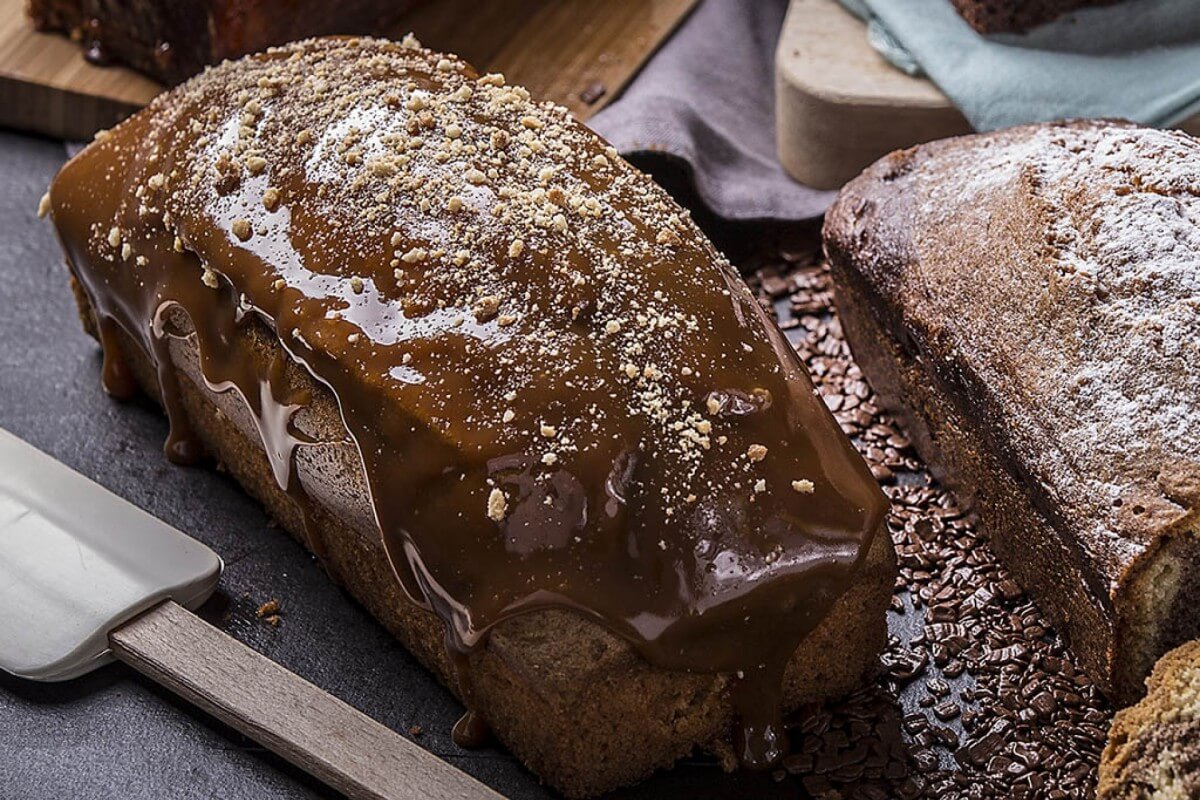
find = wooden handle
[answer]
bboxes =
[109,601,503,800]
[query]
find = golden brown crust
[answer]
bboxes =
[824,121,1200,703]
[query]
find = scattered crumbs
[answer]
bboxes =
[256,598,281,618]
[746,444,768,462]
[487,487,507,522]
[791,479,815,494]
[231,218,252,241]
[474,294,500,322]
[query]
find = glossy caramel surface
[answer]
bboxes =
[49,37,887,764]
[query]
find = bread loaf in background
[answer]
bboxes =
[27,0,417,84]
[949,0,1120,34]
[1099,639,1200,799]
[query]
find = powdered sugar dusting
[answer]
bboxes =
[909,124,1200,571]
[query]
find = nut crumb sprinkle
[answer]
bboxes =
[100,36,817,550]
[487,487,507,521]
[256,598,281,617]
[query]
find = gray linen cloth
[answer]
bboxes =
[590,0,835,223]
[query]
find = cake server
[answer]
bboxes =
[0,427,501,800]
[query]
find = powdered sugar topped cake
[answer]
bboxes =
[825,120,1200,703]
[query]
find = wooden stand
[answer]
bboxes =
[775,0,971,190]
[0,0,696,140]
[775,0,1200,190]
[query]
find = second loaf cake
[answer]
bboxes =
[825,120,1200,705]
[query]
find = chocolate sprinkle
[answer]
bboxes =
[741,242,1110,799]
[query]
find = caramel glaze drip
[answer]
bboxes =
[48,37,887,767]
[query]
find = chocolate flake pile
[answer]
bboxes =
[743,243,1112,799]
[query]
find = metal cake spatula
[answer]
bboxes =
[0,428,500,800]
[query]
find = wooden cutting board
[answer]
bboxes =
[775,0,1200,190]
[0,0,697,141]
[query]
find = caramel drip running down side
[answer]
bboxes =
[47,36,888,767]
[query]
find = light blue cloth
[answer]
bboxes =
[844,0,1200,131]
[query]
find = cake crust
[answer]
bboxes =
[824,120,1200,703]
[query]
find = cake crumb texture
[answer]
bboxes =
[1099,639,1200,799]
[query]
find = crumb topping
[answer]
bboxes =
[88,35,851,553]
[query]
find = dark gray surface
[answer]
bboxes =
[0,132,798,799]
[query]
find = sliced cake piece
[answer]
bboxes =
[27,0,418,84]
[1100,639,1200,799]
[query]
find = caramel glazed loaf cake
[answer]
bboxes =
[825,120,1200,706]
[1099,639,1200,800]
[45,37,896,797]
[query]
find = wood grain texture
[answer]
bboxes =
[109,601,503,800]
[774,0,971,191]
[0,0,696,140]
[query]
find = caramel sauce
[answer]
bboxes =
[48,37,887,766]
